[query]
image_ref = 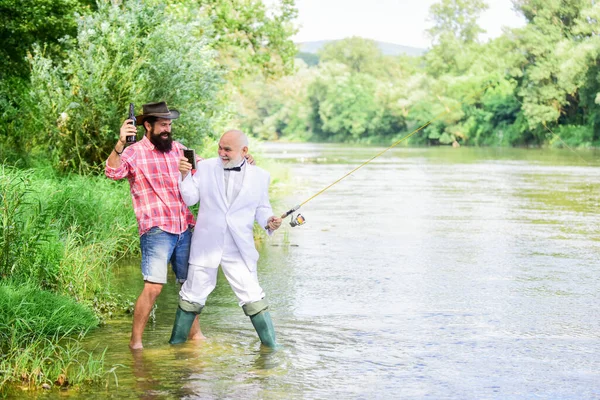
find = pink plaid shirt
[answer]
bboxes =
[105,136,196,236]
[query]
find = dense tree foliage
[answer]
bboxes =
[0,0,95,79]
[240,0,600,148]
[25,0,226,173]
[193,0,297,81]
[0,0,297,172]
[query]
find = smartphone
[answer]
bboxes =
[126,103,136,143]
[183,149,196,169]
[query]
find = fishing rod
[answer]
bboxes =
[274,81,499,228]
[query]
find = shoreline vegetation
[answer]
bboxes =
[0,164,138,394]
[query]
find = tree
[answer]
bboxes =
[427,0,488,44]
[425,0,488,76]
[511,0,600,144]
[306,62,407,142]
[0,0,95,162]
[26,0,225,173]
[187,0,298,81]
[318,37,383,74]
[235,60,316,140]
[0,0,94,79]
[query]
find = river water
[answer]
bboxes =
[80,143,600,399]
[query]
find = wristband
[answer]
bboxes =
[114,146,124,155]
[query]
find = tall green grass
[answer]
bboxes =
[0,164,139,393]
[0,282,105,393]
[1,165,137,299]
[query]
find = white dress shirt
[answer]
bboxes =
[224,159,246,205]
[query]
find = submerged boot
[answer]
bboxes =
[169,300,203,345]
[243,299,277,348]
[250,310,277,348]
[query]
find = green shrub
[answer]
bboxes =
[26,0,225,173]
[550,124,595,148]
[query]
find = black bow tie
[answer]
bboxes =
[224,160,245,172]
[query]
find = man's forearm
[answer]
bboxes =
[107,143,125,168]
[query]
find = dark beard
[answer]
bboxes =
[149,128,173,152]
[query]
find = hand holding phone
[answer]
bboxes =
[126,103,136,143]
[183,149,196,169]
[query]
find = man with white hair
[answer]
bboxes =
[169,129,282,347]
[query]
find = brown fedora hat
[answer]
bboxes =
[135,101,180,125]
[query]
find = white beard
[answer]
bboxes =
[222,157,243,169]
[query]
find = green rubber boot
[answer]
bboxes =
[249,310,277,348]
[169,307,197,345]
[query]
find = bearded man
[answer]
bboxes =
[105,101,204,350]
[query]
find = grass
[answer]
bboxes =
[0,164,139,394]
[0,164,138,299]
[0,282,105,394]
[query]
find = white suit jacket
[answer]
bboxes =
[179,157,273,270]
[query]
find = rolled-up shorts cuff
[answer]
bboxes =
[179,299,204,314]
[143,274,167,284]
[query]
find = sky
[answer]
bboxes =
[289,0,527,49]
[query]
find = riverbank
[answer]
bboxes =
[0,164,138,394]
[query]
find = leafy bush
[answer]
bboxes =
[550,124,595,148]
[26,0,225,173]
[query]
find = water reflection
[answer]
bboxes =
[130,350,162,399]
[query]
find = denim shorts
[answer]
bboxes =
[140,227,192,284]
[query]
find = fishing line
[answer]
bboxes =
[541,121,592,166]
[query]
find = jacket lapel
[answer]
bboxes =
[229,164,253,211]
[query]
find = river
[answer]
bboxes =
[80,143,600,399]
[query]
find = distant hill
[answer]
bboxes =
[297,40,426,57]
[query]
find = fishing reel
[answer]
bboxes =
[276,204,306,228]
[289,212,306,227]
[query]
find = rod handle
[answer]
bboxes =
[264,205,300,230]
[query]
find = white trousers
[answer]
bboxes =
[180,230,265,307]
